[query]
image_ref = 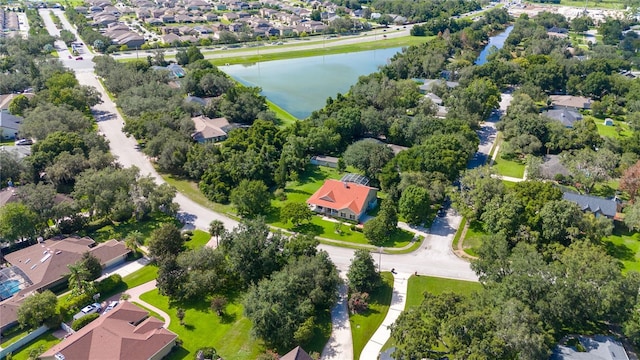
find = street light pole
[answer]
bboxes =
[378,246,382,273]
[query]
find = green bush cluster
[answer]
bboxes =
[71,313,99,331]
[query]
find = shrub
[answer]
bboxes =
[274,188,287,201]
[96,274,125,294]
[71,313,99,331]
[59,293,92,319]
[195,347,220,360]
[348,292,369,314]
[57,215,88,234]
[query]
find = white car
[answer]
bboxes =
[73,302,102,320]
[102,301,119,315]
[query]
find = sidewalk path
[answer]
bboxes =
[321,281,353,360]
[125,280,171,329]
[98,257,150,281]
[359,272,409,360]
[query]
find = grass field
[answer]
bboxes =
[461,220,486,257]
[85,212,180,243]
[185,229,212,250]
[492,145,526,179]
[604,225,640,273]
[405,275,483,309]
[122,265,159,289]
[140,289,265,360]
[593,117,632,139]
[350,272,394,359]
[543,0,625,9]
[132,301,165,321]
[10,330,60,360]
[162,174,236,217]
[267,99,299,126]
[208,36,430,66]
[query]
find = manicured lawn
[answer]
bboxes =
[405,275,483,309]
[132,301,165,321]
[451,218,466,250]
[85,212,180,243]
[10,330,60,360]
[556,0,624,9]
[594,118,632,139]
[185,229,212,250]
[461,220,486,257]
[604,225,640,274]
[267,99,299,126]
[0,326,30,347]
[123,265,158,289]
[350,272,394,359]
[208,36,431,66]
[140,289,265,360]
[492,145,526,178]
[162,174,236,217]
[267,165,414,248]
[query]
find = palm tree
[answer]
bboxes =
[208,220,225,247]
[124,230,145,253]
[67,263,93,296]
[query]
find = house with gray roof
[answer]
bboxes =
[542,108,583,128]
[562,192,618,218]
[551,335,629,360]
[0,112,22,140]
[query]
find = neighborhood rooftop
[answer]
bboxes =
[562,192,618,218]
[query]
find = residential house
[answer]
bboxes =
[161,14,175,23]
[204,13,218,21]
[281,346,314,360]
[547,26,568,38]
[418,79,459,93]
[424,92,443,105]
[542,108,583,128]
[0,237,130,331]
[223,12,239,21]
[0,112,22,140]
[161,33,181,44]
[310,155,339,168]
[551,335,629,360]
[40,302,177,360]
[562,192,618,219]
[191,116,234,143]
[549,95,592,109]
[167,63,186,77]
[306,179,378,222]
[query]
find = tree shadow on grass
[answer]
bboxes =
[604,240,635,263]
[167,345,190,360]
[183,323,195,331]
[219,312,237,324]
[291,222,324,236]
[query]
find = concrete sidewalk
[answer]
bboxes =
[125,280,171,329]
[98,256,150,281]
[321,282,353,360]
[359,272,409,360]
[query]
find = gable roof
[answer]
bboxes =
[562,192,617,218]
[550,95,592,109]
[191,115,232,141]
[542,108,583,127]
[281,346,314,360]
[41,302,177,360]
[551,335,629,360]
[0,112,23,131]
[307,179,376,215]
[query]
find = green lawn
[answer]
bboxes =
[451,218,466,250]
[9,330,60,360]
[553,0,625,9]
[140,289,265,360]
[132,301,165,321]
[0,326,30,347]
[123,265,159,289]
[405,275,483,309]
[185,229,212,250]
[604,225,640,273]
[162,174,236,217]
[208,36,431,66]
[461,220,486,257]
[85,212,180,243]
[594,117,632,139]
[492,145,526,179]
[267,99,298,126]
[267,165,414,248]
[350,272,394,359]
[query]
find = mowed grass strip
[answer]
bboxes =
[350,272,394,359]
[10,330,60,360]
[604,225,640,274]
[405,275,483,309]
[140,289,265,360]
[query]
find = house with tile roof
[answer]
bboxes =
[40,302,177,360]
[306,179,377,222]
[562,192,618,218]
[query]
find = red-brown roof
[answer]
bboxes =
[41,302,177,360]
[306,179,376,215]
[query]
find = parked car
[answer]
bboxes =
[68,55,72,59]
[75,56,83,60]
[73,302,102,320]
[14,139,32,145]
[103,301,119,315]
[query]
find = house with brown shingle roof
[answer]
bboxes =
[191,116,234,143]
[281,346,314,360]
[40,302,177,360]
[306,179,377,222]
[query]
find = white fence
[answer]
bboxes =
[0,325,49,359]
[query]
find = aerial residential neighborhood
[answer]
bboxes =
[2,0,640,359]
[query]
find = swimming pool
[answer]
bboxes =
[0,279,21,300]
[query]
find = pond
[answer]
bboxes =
[220,47,403,119]
[475,25,515,65]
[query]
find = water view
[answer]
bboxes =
[220,47,403,119]
[475,25,515,65]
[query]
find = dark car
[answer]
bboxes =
[75,56,83,60]
[437,208,447,217]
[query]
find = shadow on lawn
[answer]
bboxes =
[292,222,324,236]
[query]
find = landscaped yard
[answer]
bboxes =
[492,145,526,179]
[267,165,414,248]
[10,330,60,360]
[185,229,212,250]
[405,275,483,309]
[85,212,180,243]
[350,272,394,359]
[604,225,640,274]
[591,116,632,140]
[122,265,159,289]
[140,289,266,360]
[162,174,236,217]
[461,220,486,257]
